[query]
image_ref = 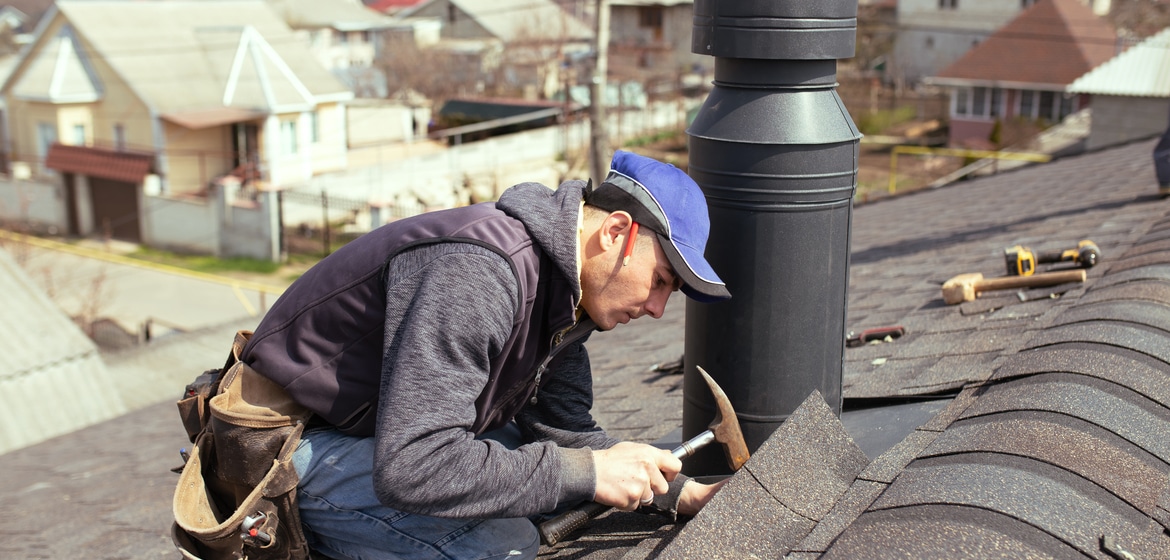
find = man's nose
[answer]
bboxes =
[644,290,671,319]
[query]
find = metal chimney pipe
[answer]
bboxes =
[682,0,861,476]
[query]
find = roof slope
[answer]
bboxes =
[266,0,396,30]
[445,0,594,43]
[1070,26,1170,97]
[655,138,1170,558]
[935,0,1117,87]
[36,0,351,113]
[0,248,126,455]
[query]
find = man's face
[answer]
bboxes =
[580,220,681,331]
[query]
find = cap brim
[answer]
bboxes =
[656,233,731,303]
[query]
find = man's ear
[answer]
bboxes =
[598,211,633,252]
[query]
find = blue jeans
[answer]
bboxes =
[291,427,540,560]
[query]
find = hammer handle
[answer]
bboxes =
[537,430,712,546]
[976,269,1086,292]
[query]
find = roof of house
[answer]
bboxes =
[1,137,1168,558]
[0,0,54,33]
[0,247,127,456]
[266,0,397,31]
[365,0,429,13]
[406,0,594,43]
[933,0,1118,88]
[1069,26,1170,98]
[5,0,351,115]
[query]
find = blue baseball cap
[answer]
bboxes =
[584,150,731,303]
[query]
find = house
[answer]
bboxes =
[399,0,594,99]
[264,0,398,97]
[1069,26,1170,151]
[925,0,1117,148]
[0,0,353,243]
[893,0,1113,87]
[608,0,710,92]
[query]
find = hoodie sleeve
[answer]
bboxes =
[371,242,594,519]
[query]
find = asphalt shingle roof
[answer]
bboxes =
[1,136,1168,558]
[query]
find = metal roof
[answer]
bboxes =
[0,248,126,455]
[1069,26,1170,97]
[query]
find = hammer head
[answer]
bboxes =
[941,272,984,305]
[696,366,750,471]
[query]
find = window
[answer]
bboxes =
[1020,90,1035,117]
[954,87,1002,118]
[939,0,958,9]
[114,124,126,151]
[925,36,935,49]
[281,120,298,155]
[639,6,664,29]
[1038,91,1055,121]
[310,110,320,143]
[972,87,987,116]
[1059,95,1076,120]
[335,29,348,44]
[1022,0,1037,7]
[72,124,86,145]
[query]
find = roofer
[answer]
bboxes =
[239,150,732,559]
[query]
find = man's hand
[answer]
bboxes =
[592,442,681,511]
[678,478,727,516]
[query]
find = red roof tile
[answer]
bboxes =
[44,144,155,184]
[935,0,1117,86]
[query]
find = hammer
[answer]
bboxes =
[538,366,749,546]
[942,269,1086,305]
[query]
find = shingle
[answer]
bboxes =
[1110,252,1170,274]
[789,481,886,553]
[1094,263,1170,287]
[923,411,1168,515]
[868,453,1165,558]
[658,392,867,558]
[821,504,1087,559]
[1079,279,1170,307]
[992,343,1170,404]
[657,469,815,560]
[743,391,870,521]
[958,372,1170,463]
[857,430,941,484]
[1023,321,1170,364]
[1054,300,1170,333]
[919,386,984,432]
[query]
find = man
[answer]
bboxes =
[239,150,731,559]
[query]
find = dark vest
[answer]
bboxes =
[240,202,579,436]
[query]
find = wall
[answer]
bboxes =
[347,102,416,147]
[161,122,234,195]
[1086,96,1170,151]
[310,102,348,175]
[0,176,66,232]
[893,0,1023,84]
[948,118,997,148]
[141,192,218,255]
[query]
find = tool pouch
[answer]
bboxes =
[172,330,313,560]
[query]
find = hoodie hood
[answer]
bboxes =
[496,180,587,298]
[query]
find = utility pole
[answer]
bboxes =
[589,0,610,183]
